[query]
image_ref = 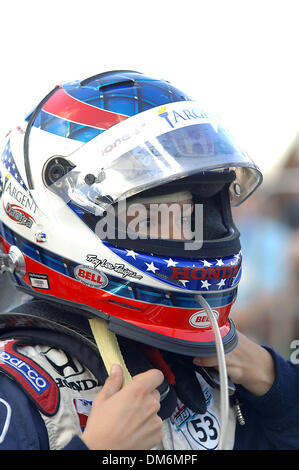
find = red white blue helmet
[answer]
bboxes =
[0,71,262,356]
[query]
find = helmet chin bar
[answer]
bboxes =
[0,246,26,277]
[107,314,238,358]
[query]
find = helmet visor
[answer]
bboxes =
[47,101,262,214]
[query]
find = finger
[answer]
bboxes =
[132,368,164,392]
[100,364,124,399]
[151,388,161,403]
[193,357,218,368]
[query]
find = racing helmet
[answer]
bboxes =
[0,71,262,356]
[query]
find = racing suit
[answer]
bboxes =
[0,300,298,450]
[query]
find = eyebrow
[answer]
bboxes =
[143,200,194,208]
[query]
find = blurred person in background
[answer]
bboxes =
[271,187,299,353]
[231,190,293,355]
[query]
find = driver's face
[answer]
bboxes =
[124,199,194,241]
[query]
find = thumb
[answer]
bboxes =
[100,364,124,399]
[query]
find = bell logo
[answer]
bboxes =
[74,265,108,289]
[189,310,219,328]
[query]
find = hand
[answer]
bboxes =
[193,331,275,396]
[81,364,164,450]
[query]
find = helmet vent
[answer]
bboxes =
[98,79,135,91]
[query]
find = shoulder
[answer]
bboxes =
[0,339,60,416]
[0,373,49,449]
[237,346,299,426]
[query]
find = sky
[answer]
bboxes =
[1,0,299,180]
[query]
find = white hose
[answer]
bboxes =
[195,294,229,450]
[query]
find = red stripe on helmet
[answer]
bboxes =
[42,87,129,130]
[0,235,234,346]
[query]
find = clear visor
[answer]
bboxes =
[47,102,262,214]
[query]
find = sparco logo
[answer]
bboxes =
[0,350,49,393]
[189,310,219,328]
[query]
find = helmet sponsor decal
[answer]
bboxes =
[170,264,241,282]
[74,265,108,288]
[4,180,37,214]
[28,272,50,290]
[86,254,143,280]
[189,310,219,328]
[4,202,35,229]
[35,231,47,243]
[158,104,213,129]
[107,245,242,292]
[100,122,146,157]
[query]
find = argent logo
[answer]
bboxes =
[158,106,212,129]
[4,181,37,213]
